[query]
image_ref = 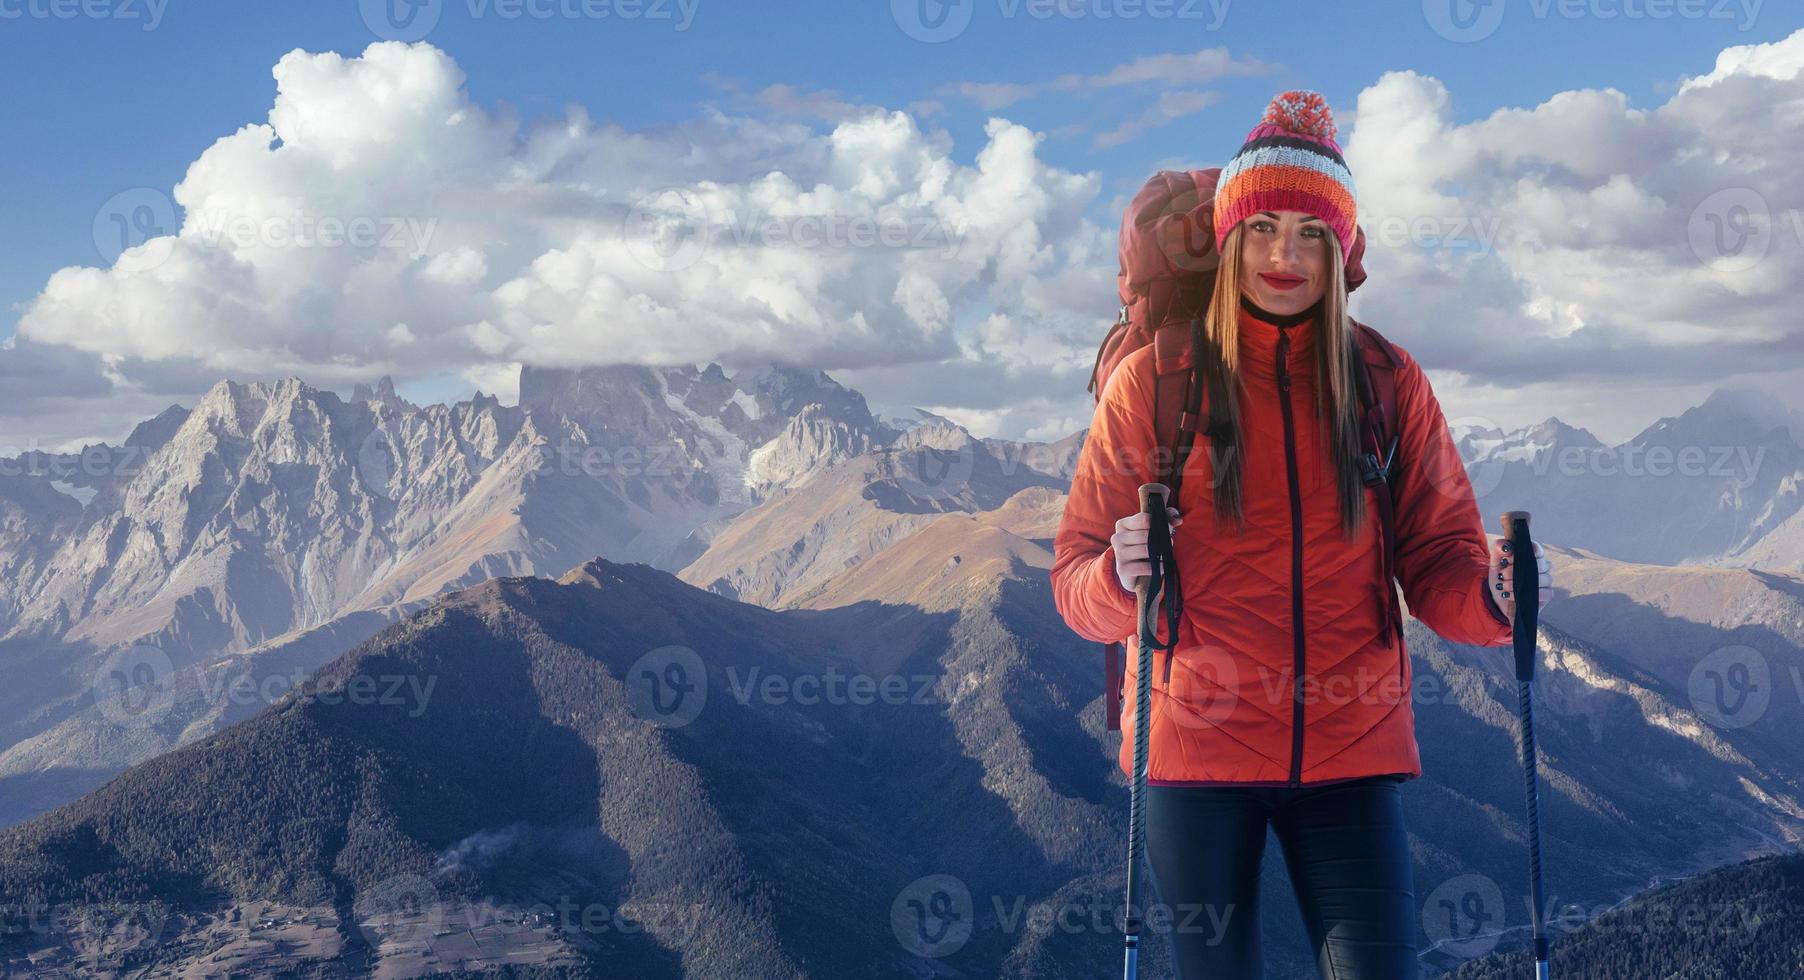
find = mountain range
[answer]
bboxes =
[0,362,910,824]
[1451,387,1804,569]
[1,367,1803,976]
[6,531,1804,976]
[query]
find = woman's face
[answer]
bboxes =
[1236,209,1332,317]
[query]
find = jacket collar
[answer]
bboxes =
[1236,297,1320,380]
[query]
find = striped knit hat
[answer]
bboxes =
[1213,90,1359,267]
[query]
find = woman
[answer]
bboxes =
[1050,91,1553,979]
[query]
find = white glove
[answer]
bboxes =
[1488,536,1550,613]
[1112,506,1182,595]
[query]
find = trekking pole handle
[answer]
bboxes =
[1135,483,1171,595]
[1497,511,1538,682]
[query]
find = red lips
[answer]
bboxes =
[1259,273,1305,291]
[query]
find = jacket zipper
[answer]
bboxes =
[1276,328,1306,787]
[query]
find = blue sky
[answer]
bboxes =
[0,0,1798,447]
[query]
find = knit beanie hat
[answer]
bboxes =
[1212,90,1359,268]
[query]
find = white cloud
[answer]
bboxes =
[1678,28,1804,92]
[1339,30,1804,439]
[11,32,1804,451]
[1093,89,1222,150]
[9,40,1116,445]
[461,361,523,403]
[423,248,487,286]
[936,46,1274,110]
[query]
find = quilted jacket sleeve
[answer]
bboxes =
[1051,351,1158,644]
[1387,343,1513,648]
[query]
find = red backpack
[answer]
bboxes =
[1089,169,1407,731]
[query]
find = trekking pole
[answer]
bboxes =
[1123,481,1175,980]
[1498,511,1551,980]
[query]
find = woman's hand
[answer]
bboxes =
[1488,536,1550,613]
[1112,506,1182,595]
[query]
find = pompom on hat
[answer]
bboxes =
[1212,90,1359,267]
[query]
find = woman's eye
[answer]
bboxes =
[1250,220,1321,237]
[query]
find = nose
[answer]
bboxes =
[1269,229,1300,269]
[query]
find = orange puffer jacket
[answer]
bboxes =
[1051,303,1512,787]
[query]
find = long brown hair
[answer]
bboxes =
[1196,222,1370,539]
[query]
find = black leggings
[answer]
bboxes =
[1144,774,1419,979]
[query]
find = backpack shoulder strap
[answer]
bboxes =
[1104,315,1214,730]
[1352,318,1405,644]
[1150,321,1197,496]
[1150,315,1234,499]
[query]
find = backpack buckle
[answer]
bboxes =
[1361,434,1398,487]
